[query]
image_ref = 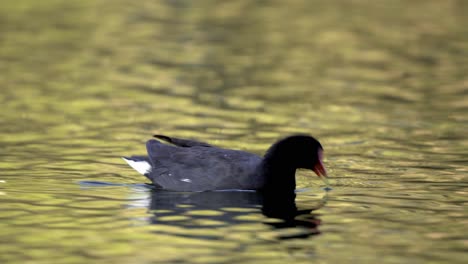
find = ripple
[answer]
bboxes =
[1,0,467,263]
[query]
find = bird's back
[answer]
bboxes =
[146,139,264,191]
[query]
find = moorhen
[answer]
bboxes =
[123,134,328,192]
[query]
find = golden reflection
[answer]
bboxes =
[0,0,467,263]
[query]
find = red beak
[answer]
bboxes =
[312,149,328,179]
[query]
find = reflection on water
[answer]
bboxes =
[1,0,467,263]
[145,189,324,240]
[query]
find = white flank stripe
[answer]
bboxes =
[180,178,192,183]
[122,158,152,175]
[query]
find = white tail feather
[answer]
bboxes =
[122,157,152,175]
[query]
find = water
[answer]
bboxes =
[1,0,467,263]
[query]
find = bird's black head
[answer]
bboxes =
[264,135,328,183]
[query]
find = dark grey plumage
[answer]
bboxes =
[123,134,327,192]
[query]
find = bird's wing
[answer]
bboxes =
[145,139,262,191]
[153,134,212,147]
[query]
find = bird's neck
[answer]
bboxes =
[260,151,297,193]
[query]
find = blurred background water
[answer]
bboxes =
[0,0,467,263]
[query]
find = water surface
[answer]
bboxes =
[1,1,467,263]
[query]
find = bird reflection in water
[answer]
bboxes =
[147,188,328,240]
[79,181,328,239]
